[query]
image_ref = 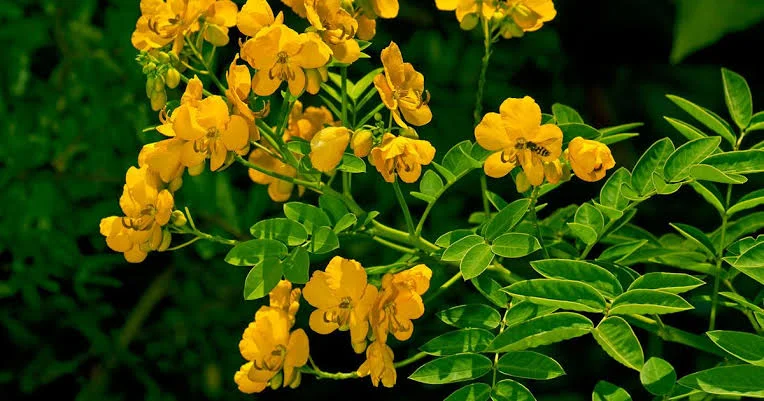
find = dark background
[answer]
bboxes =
[1,0,762,400]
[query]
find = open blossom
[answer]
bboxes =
[237,0,284,37]
[309,127,351,173]
[226,55,261,142]
[241,24,332,97]
[369,265,431,344]
[303,256,378,353]
[357,0,399,19]
[499,0,557,38]
[248,146,304,202]
[306,0,361,64]
[269,280,302,328]
[374,42,432,128]
[284,100,335,141]
[131,0,237,53]
[235,307,309,393]
[435,0,496,29]
[369,133,436,183]
[280,0,307,17]
[566,137,615,182]
[475,96,562,186]
[357,341,397,388]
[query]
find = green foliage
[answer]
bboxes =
[640,357,676,395]
[408,354,493,384]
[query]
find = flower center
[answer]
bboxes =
[394,89,430,109]
[269,52,296,81]
[323,297,354,329]
[192,128,221,154]
[514,137,550,157]
[382,301,411,336]
[254,344,286,372]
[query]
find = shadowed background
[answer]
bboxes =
[1,0,762,400]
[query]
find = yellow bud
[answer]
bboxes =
[351,130,373,158]
[169,176,183,192]
[150,89,167,111]
[171,210,187,227]
[158,230,172,251]
[165,68,180,89]
[142,62,157,74]
[501,20,525,38]
[309,127,351,173]
[153,75,165,92]
[269,371,283,390]
[156,51,170,64]
[460,13,480,30]
[145,77,156,98]
[288,371,301,389]
[400,127,419,139]
[515,171,531,193]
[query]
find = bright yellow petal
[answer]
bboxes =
[520,149,545,186]
[287,65,306,97]
[373,0,399,18]
[435,0,459,11]
[400,104,432,126]
[331,39,360,64]
[309,127,350,172]
[223,115,250,151]
[532,123,563,161]
[475,112,512,151]
[284,328,309,383]
[173,106,206,141]
[309,309,339,334]
[234,362,268,394]
[251,69,282,96]
[484,150,516,178]
[291,32,331,69]
[380,42,405,88]
[499,96,542,137]
[373,73,397,111]
[303,270,339,309]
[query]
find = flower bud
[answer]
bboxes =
[156,51,170,64]
[269,371,283,390]
[169,176,183,192]
[150,89,167,111]
[158,230,172,252]
[400,127,418,139]
[515,171,531,193]
[153,75,166,92]
[351,130,373,157]
[501,20,525,39]
[146,77,156,98]
[310,127,351,173]
[288,371,301,389]
[165,68,180,89]
[566,137,616,182]
[142,62,157,74]
[460,13,480,30]
[170,210,187,227]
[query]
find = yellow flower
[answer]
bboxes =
[565,137,615,182]
[242,24,332,97]
[369,133,435,183]
[285,100,335,141]
[474,96,562,186]
[269,280,302,328]
[305,66,329,95]
[368,265,431,344]
[310,127,351,173]
[351,130,373,158]
[500,0,556,38]
[226,55,260,142]
[357,340,397,388]
[543,158,564,184]
[357,0,399,19]
[306,0,361,64]
[435,0,496,29]
[280,0,307,18]
[374,42,432,128]
[356,15,376,40]
[100,216,151,263]
[236,307,309,393]
[237,0,284,37]
[202,0,238,46]
[302,256,378,354]
[139,139,186,184]
[247,147,304,202]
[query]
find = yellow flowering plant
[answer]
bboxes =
[100,0,764,399]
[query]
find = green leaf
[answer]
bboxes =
[703,149,764,174]
[567,223,599,245]
[728,188,764,216]
[486,191,509,210]
[689,164,747,184]
[559,123,600,145]
[349,67,382,99]
[491,233,541,258]
[720,291,764,314]
[461,243,494,280]
[287,139,311,156]
[250,218,308,246]
[688,181,726,215]
[243,257,283,300]
[487,312,593,352]
[336,153,367,173]
[594,261,641,291]
[664,117,708,141]
[748,111,764,132]
[599,133,639,146]
[609,289,693,315]
[496,351,566,380]
[437,304,501,330]
[309,226,340,254]
[442,235,485,262]
[408,354,493,385]
[628,272,704,294]
[671,0,764,63]
[664,137,722,181]
[600,168,632,210]
[318,194,349,223]
[640,357,676,396]
[491,379,536,401]
[552,103,584,124]
[441,140,480,177]
[592,316,644,371]
[471,275,509,308]
[666,94,736,146]
[431,161,457,183]
[600,122,644,136]
[283,202,332,232]
[670,222,717,255]
[224,239,288,266]
[576,203,605,234]
[593,202,625,221]
[502,279,607,313]
[707,330,764,366]
[593,381,632,401]
[597,240,649,264]
[436,229,476,248]
[282,247,309,284]
[444,383,492,401]
[410,191,436,203]
[722,68,753,129]
[531,259,623,299]
[334,213,357,233]
[631,138,676,195]
[504,302,557,328]
[420,329,495,356]
[483,198,531,241]
[420,169,444,197]
[678,365,764,398]
[651,172,683,195]
[725,242,764,285]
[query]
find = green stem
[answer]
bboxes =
[474,18,493,217]
[626,314,726,357]
[371,236,417,254]
[235,154,318,188]
[301,367,358,380]
[491,320,507,390]
[528,186,550,258]
[184,37,226,94]
[392,179,416,238]
[393,351,428,368]
[423,271,463,304]
[341,66,349,126]
[710,184,732,330]
[369,220,439,252]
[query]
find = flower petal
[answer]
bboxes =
[483,150,516,178]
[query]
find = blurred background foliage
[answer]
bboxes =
[1,0,762,400]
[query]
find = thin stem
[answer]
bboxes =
[235,154,318,188]
[340,66,349,126]
[342,172,352,196]
[372,236,417,254]
[626,314,726,357]
[251,140,283,160]
[709,183,732,330]
[166,236,201,251]
[393,351,428,368]
[392,179,416,238]
[423,271,463,304]
[300,367,358,380]
[184,37,226,93]
[474,18,493,218]
[528,186,550,258]
[491,319,507,390]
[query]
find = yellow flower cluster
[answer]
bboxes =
[235,280,309,393]
[475,96,615,191]
[303,257,432,387]
[436,0,556,38]
[99,165,175,263]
